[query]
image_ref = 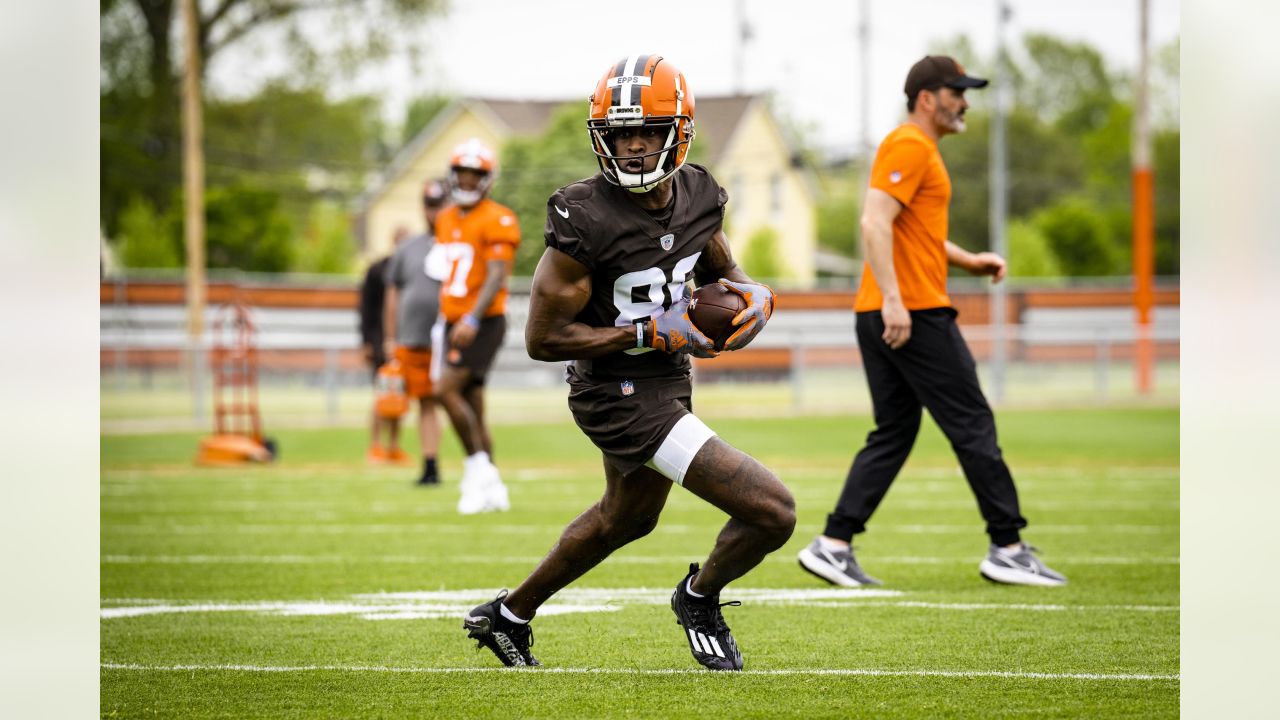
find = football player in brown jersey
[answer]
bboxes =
[463,55,789,672]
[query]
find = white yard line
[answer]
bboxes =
[887,500,1179,511]
[99,588,1176,620]
[99,662,1178,682]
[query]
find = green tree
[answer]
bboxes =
[927,31,1178,276]
[939,108,1085,253]
[1073,101,1180,276]
[492,104,599,275]
[117,197,181,269]
[1153,129,1180,275]
[117,185,296,272]
[202,185,295,272]
[294,202,356,275]
[740,226,785,280]
[202,85,386,224]
[1017,33,1115,134]
[815,172,861,258]
[1034,198,1119,276]
[1152,38,1180,130]
[100,0,444,236]
[1006,219,1061,278]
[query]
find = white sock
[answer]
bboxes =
[465,451,491,470]
[684,577,705,599]
[499,603,528,624]
[817,536,849,552]
[996,543,1025,557]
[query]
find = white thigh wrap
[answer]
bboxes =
[429,319,446,383]
[647,414,717,486]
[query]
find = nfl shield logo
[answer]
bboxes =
[659,233,675,251]
[621,380,635,396]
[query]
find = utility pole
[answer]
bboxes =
[733,0,751,94]
[1133,0,1156,394]
[858,0,871,161]
[988,0,1011,403]
[853,0,871,291]
[182,0,207,422]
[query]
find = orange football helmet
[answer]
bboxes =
[447,138,497,207]
[588,54,696,192]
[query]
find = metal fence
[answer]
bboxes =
[100,278,1179,431]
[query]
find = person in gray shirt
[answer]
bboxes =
[383,180,449,485]
[362,225,409,465]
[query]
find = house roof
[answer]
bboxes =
[475,98,567,137]
[686,94,756,165]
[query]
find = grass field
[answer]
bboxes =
[101,407,1179,718]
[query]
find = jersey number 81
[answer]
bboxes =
[612,252,700,354]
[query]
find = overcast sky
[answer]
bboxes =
[209,0,1180,153]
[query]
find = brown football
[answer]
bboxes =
[689,283,748,351]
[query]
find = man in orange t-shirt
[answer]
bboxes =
[434,139,520,515]
[797,56,1067,588]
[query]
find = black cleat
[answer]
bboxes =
[417,458,440,486]
[670,563,744,671]
[463,590,539,667]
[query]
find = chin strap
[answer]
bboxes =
[617,163,681,192]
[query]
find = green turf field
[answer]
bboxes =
[101,407,1178,718]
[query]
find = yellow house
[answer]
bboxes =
[360,95,818,283]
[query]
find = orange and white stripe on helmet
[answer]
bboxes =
[587,54,696,192]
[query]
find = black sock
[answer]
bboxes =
[424,457,437,473]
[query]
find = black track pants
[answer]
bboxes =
[822,308,1027,546]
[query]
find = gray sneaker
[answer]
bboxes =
[979,543,1067,587]
[797,538,882,587]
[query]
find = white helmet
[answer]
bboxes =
[447,138,497,207]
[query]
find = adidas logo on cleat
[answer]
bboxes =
[686,629,727,659]
[670,563,745,671]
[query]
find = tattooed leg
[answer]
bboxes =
[680,437,796,596]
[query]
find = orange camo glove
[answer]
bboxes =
[645,289,718,359]
[718,279,775,351]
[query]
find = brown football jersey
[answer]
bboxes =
[544,164,728,380]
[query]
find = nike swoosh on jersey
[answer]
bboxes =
[555,205,570,219]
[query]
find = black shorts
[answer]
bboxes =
[444,315,506,381]
[566,366,693,476]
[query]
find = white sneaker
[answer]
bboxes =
[979,543,1067,587]
[457,465,488,515]
[797,538,882,586]
[484,463,510,512]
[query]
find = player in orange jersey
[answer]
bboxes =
[432,139,519,514]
